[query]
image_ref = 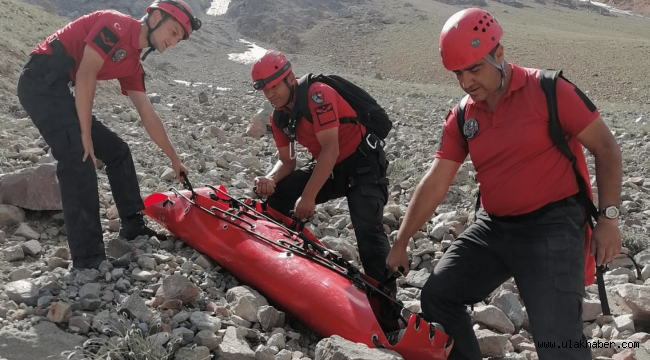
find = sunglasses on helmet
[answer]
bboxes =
[253,61,292,90]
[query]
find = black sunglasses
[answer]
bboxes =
[253,61,292,90]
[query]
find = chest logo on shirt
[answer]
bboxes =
[112,49,127,62]
[114,23,122,31]
[315,103,336,126]
[93,26,118,55]
[311,92,324,104]
[463,117,479,139]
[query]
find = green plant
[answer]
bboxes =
[621,228,650,257]
[79,321,172,360]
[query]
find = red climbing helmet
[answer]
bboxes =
[251,50,293,91]
[147,0,201,40]
[439,8,503,71]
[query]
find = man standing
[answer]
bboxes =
[251,50,396,310]
[386,8,622,360]
[17,0,201,269]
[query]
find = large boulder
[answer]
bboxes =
[0,164,61,210]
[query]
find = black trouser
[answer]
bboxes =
[17,49,144,267]
[268,135,393,290]
[421,196,590,360]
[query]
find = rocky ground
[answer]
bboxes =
[0,0,650,359]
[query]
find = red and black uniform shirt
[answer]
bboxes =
[436,64,599,216]
[31,10,145,95]
[271,82,365,164]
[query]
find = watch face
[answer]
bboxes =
[605,206,619,218]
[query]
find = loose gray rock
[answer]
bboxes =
[0,321,85,360]
[5,280,39,306]
[315,335,402,360]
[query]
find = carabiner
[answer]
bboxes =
[365,133,377,149]
[289,140,297,160]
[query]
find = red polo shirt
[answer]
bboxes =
[436,64,599,216]
[271,82,365,163]
[31,10,145,95]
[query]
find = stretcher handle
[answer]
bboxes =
[180,172,197,200]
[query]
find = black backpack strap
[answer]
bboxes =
[455,94,480,219]
[540,69,598,226]
[456,94,470,142]
[296,73,313,123]
[540,68,609,315]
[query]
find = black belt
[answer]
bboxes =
[489,194,578,223]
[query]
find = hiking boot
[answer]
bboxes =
[119,212,166,240]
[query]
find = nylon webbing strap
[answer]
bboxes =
[456,94,481,221]
[596,266,610,315]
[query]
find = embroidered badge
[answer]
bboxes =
[112,49,127,62]
[470,38,480,48]
[315,104,336,126]
[311,92,324,104]
[463,118,479,139]
[92,26,118,54]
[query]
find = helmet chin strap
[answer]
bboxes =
[281,77,295,108]
[484,54,506,91]
[141,13,169,61]
[266,78,295,109]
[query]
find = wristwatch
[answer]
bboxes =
[598,206,620,219]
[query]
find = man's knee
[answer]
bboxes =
[100,138,131,166]
[420,273,460,315]
[266,194,293,216]
[113,138,131,158]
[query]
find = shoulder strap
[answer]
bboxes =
[455,94,480,218]
[540,69,598,224]
[296,74,313,123]
[541,69,575,162]
[456,94,470,141]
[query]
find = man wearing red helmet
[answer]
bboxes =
[16,0,201,269]
[387,8,621,360]
[251,51,396,326]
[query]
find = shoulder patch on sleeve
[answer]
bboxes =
[315,103,336,126]
[93,26,118,54]
[311,91,324,104]
[573,86,597,113]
